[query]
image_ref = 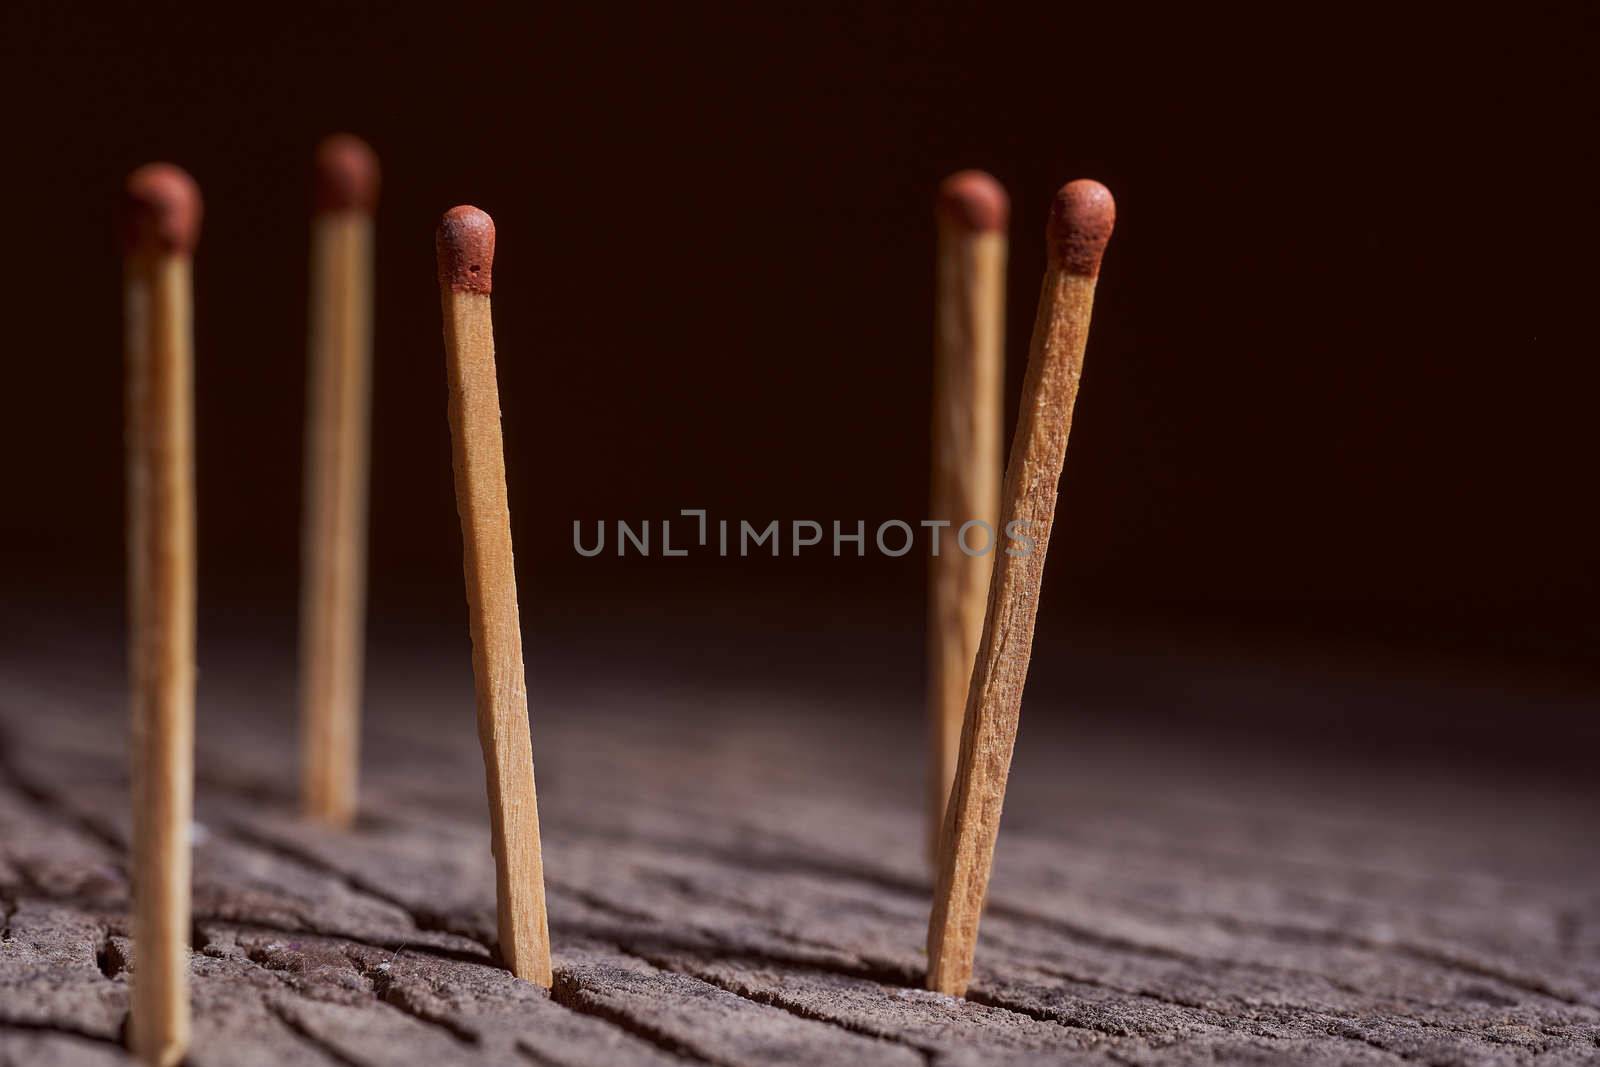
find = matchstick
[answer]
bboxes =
[927,171,1007,864]
[435,206,553,986]
[123,163,201,1066]
[926,180,1115,996]
[299,134,380,828]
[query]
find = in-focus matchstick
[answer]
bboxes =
[926,180,1115,996]
[123,163,202,1066]
[927,171,1008,865]
[435,206,553,986]
[299,133,380,828]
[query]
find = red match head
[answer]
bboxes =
[314,133,381,215]
[436,206,495,294]
[937,170,1009,233]
[1047,179,1115,277]
[123,163,202,255]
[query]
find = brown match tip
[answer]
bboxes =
[937,170,1009,233]
[436,206,495,294]
[122,163,202,255]
[1047,179,1115,276]
[314,133,381,215]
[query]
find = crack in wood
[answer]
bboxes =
[548,880,658,924]
[1388,941,1586,1008]
[548,968,721,1066]
[340,945,482,1045]
[1026,957,1541,1061]
[555,913,916,991]
[0,742,127,859]
[263,1000,368,1067]
[963,986,1157,1045]
[222,822,496,957]
[619,944,942,1066]
[0,1019,130,1050]
[231,936,485,1061]
[93,931,127,980]
[1321,1020,1447,1066]
[588,863,923,979]
[204,917,488,968]
[987,893,1594,1012]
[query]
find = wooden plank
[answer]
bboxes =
[1,638,1597,1065]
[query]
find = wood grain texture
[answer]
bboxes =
[299,210,375,829]
[439,286,552,987]
[928,268,1102,996]
[122,251,196,1067]
[927,223,1005,863]
[0,631,1597,1065]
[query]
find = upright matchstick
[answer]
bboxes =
[435,206,553,986]
[123,164,201,1066]
[299,134,380,827]
[926,180,1115,996]
[927,171,1007,864]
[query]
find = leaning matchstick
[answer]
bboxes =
[435,206,553,986]
[927,171,1007,864]
[299,134,380,827]
[123,164,201,1066]
[926,180,1115,996]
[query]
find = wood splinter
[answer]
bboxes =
[926,179,1116,997]
[300,133,380,828]
[928,170,1007,865]
[124,163,202,1066]
[436,206,553,986]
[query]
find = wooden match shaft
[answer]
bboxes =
[926,179,1115,997]
[123,163,201,1066]
[299,134,380,828]
[927,171,1007,864]
[435,206,553,986]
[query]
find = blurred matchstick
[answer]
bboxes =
[123,163,201,1066]
[299,133,380,828]
[435,206,553,986]
[927,171,1007,865]
[926,180,1115,996]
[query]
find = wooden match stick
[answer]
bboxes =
[926,179,1115,997]
[123,163,201,1066]
[299,134,380,828]
[435,206,553,986]
[927,171,1007,864]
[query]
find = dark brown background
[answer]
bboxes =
[2,6,1597,706]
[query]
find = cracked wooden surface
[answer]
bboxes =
[1,633,1597,1065]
